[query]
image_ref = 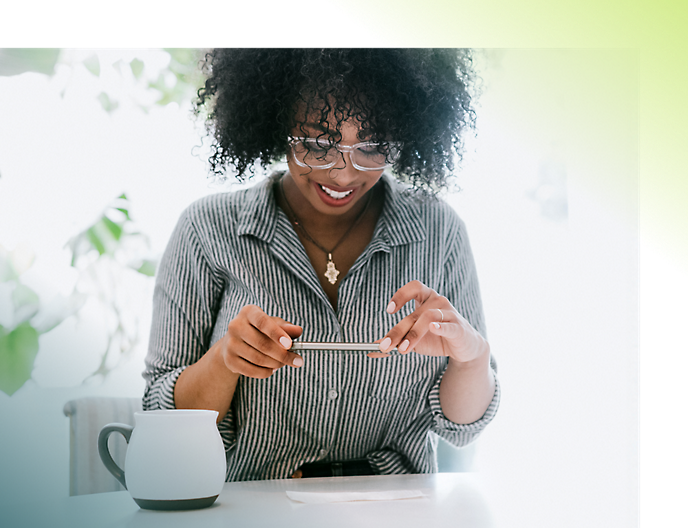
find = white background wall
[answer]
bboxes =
[0,49,637,527]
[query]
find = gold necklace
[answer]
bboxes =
[278,177,372,285]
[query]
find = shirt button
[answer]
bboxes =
[327,389,338,400]
[319,449,328,458]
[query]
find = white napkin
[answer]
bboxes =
[286,489,426,504]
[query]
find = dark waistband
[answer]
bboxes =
[297,459,374,478]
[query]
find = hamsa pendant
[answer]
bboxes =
[324,254,340,285]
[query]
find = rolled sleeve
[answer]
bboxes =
[428,356,501,446]
[142,365,187,410]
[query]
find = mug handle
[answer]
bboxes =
[98,423,134,489]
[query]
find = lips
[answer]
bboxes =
[313,182,358,207]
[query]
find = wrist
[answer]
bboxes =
[209,340,242,381]
[448,339,490,372]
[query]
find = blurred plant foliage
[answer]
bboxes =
[0,48,205,113]
[0,48,61,76]
[0,195,157,396]
[145,48,205,108]
[66,194,158,382]
[0,245,85,396]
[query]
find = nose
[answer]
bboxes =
[326,149,359,183]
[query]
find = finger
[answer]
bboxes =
[385,280,434,314]
[245,326,304,368]
[428,321,462,339]
[225,354,275,379]
[271,317,304,339]
[244,308,304,367]
[379,315,416,352]
[367,352,391,359]
[282,323,303,339]
[237,338,287,370]
[389,307,448,354]
[381,300,437,352]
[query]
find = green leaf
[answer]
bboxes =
[31,291,87,334]
[115,207,131,221]
[12,283,39,307]
[146,49,204,108]
[101,216,123,241]
[66,232,92,267]
[12,284,40,323]
[0,48,61,77]
[130,58,144,79]
[83,54,100,76]
[67,193,135,266]
[135,259,157,277]
[86,226,107,255]
[0,253,18,282]
[0,322,39,396]
[97,92,119,113]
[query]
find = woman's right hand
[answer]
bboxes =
[214,305,304,379]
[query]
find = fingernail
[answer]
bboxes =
[380,337,392,351]
[399,340,410,352]
[280,336,291,349]
[386,301,396,314]
[293,357,303,367]
[432,322,441,330]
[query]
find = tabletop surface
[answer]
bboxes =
[13,473,495,528]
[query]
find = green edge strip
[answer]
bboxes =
[328,0,688,276]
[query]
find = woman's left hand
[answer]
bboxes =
[371,280,489,363]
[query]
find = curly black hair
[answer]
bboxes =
[195,49,477,192]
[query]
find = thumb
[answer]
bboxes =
[428,321,460,338]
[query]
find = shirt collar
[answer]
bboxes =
[375,173,427,248]
[236,172,427,247]
[235,174,281,241]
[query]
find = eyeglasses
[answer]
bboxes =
[288,137,401,171]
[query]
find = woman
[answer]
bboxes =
[143,49,499,481]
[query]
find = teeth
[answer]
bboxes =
[320,184,353,199]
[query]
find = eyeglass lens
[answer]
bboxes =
[292,140,398,169]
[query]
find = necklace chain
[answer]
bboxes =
[278,176,372,285]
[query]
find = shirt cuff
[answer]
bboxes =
[142,366,187,410]
[428,367,501,445]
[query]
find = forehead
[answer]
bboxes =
[292,96,363,128]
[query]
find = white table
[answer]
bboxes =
[12,473,495,528]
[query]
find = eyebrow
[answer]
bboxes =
[298,122,373,142]
[300,122,330,134]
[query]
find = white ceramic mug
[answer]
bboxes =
[98,409,227,510]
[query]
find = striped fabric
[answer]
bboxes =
[143,172,500,481]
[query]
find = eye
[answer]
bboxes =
[357,143,382,157]
[308,139,330,154]
[295,138,330,154]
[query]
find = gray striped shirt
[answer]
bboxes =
[143,172,500,481]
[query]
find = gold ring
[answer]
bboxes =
[439,309,444,323]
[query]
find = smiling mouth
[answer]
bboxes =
[319,184,353,200]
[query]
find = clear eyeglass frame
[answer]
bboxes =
[288,137,401,171]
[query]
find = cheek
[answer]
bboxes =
[366,172,384,188]
[287,158,325,185]
[286,157,306,181]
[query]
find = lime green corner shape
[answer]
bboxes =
[327,0,688,276]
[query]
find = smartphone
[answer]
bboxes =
[289,342,398,353]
